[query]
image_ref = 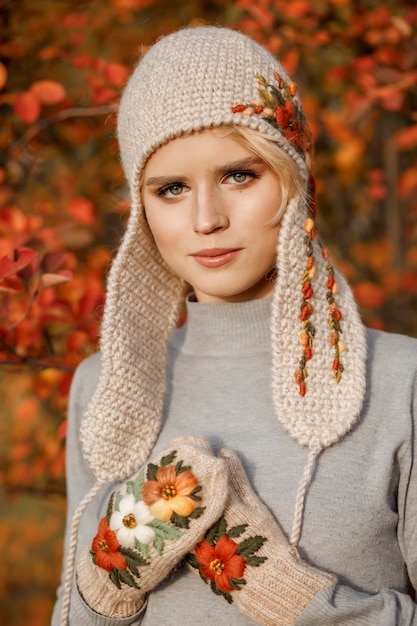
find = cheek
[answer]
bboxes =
[145,212,183,262]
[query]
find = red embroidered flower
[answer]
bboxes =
[91,517,127,572]
[195,535,246,593]
[275,100,303,149]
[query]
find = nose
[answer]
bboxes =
[193,187,229,234]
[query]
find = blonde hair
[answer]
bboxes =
[220,125,306,224]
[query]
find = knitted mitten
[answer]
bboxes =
[187,449,337,626]
[77,436,227,618]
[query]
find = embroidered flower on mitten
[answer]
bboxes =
[187,514,267,604]
[91,448,204,589]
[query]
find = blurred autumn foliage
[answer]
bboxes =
[1,0,416,624]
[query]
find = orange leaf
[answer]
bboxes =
[396,124,417,151]
[68,197,95,224]
[104,62,129,86]
[16,396,39,424]
[353,281,386,309]
[30,79,66,105]
[57,420,67,441]
[14,91,41,124]
[0,61,7,90]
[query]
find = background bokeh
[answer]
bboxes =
[1,1,416,624]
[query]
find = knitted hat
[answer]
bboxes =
[81,25,367,517]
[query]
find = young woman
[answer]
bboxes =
[52,26,417,625]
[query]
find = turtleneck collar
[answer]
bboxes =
[170,295,272,356]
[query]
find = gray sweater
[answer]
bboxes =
[52,298,417,625]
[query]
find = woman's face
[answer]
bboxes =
[142,128,283,303]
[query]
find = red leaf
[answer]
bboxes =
[30,79,66,105]
[14,91,41,124]
[0,248,38,281]
[41,250,67,273]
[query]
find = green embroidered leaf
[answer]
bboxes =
[205,515,227,545]
[106,492,115,521]
[211,580,233,604]
[90,550,97,565]
[227,523,248,539]
[148,518,184,539]
[109,568,122,589]
[175,459,191,474]
[146,463,158,481]
[270,84,284,105]
[257,87,275,109]
[245,555,268,567]
[153,533,165,556]
[170,512,191,529]
[210,580,223,596]
[160,450,177,467]
[198,569,209,585]
[236,535,267,558]
[134,539,150,559]
[119,546,149,567]
[229,577,246,591]
[188,485,202,501]
[256,74,268,88]
[118,567,140,589]
[114,492,123,512]
[188,506,205,520]
[185,553,200,569]
[131,468,145,501]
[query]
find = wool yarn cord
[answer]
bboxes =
[289,447,321,547]
[60,480,106,626]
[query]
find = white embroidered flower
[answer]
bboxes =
[110,494,155,548]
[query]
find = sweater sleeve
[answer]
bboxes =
[295,367,417,626]
[295,585,416,625]
[51,355,145,626]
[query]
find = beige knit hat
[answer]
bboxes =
[80,24,367,528]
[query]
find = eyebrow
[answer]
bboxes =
[144,157,264,187]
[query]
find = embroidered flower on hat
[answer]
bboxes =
[187,515,267,604]
[231,72,311,157]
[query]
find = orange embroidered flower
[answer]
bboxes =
[275,100,303,148]
[91,517,127,573]
[195,535,246,593]
[142,465,199,521]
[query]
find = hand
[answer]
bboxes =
[77,435,228,618]
[187,448,336,626]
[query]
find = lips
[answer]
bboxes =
[191,248,242,268]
